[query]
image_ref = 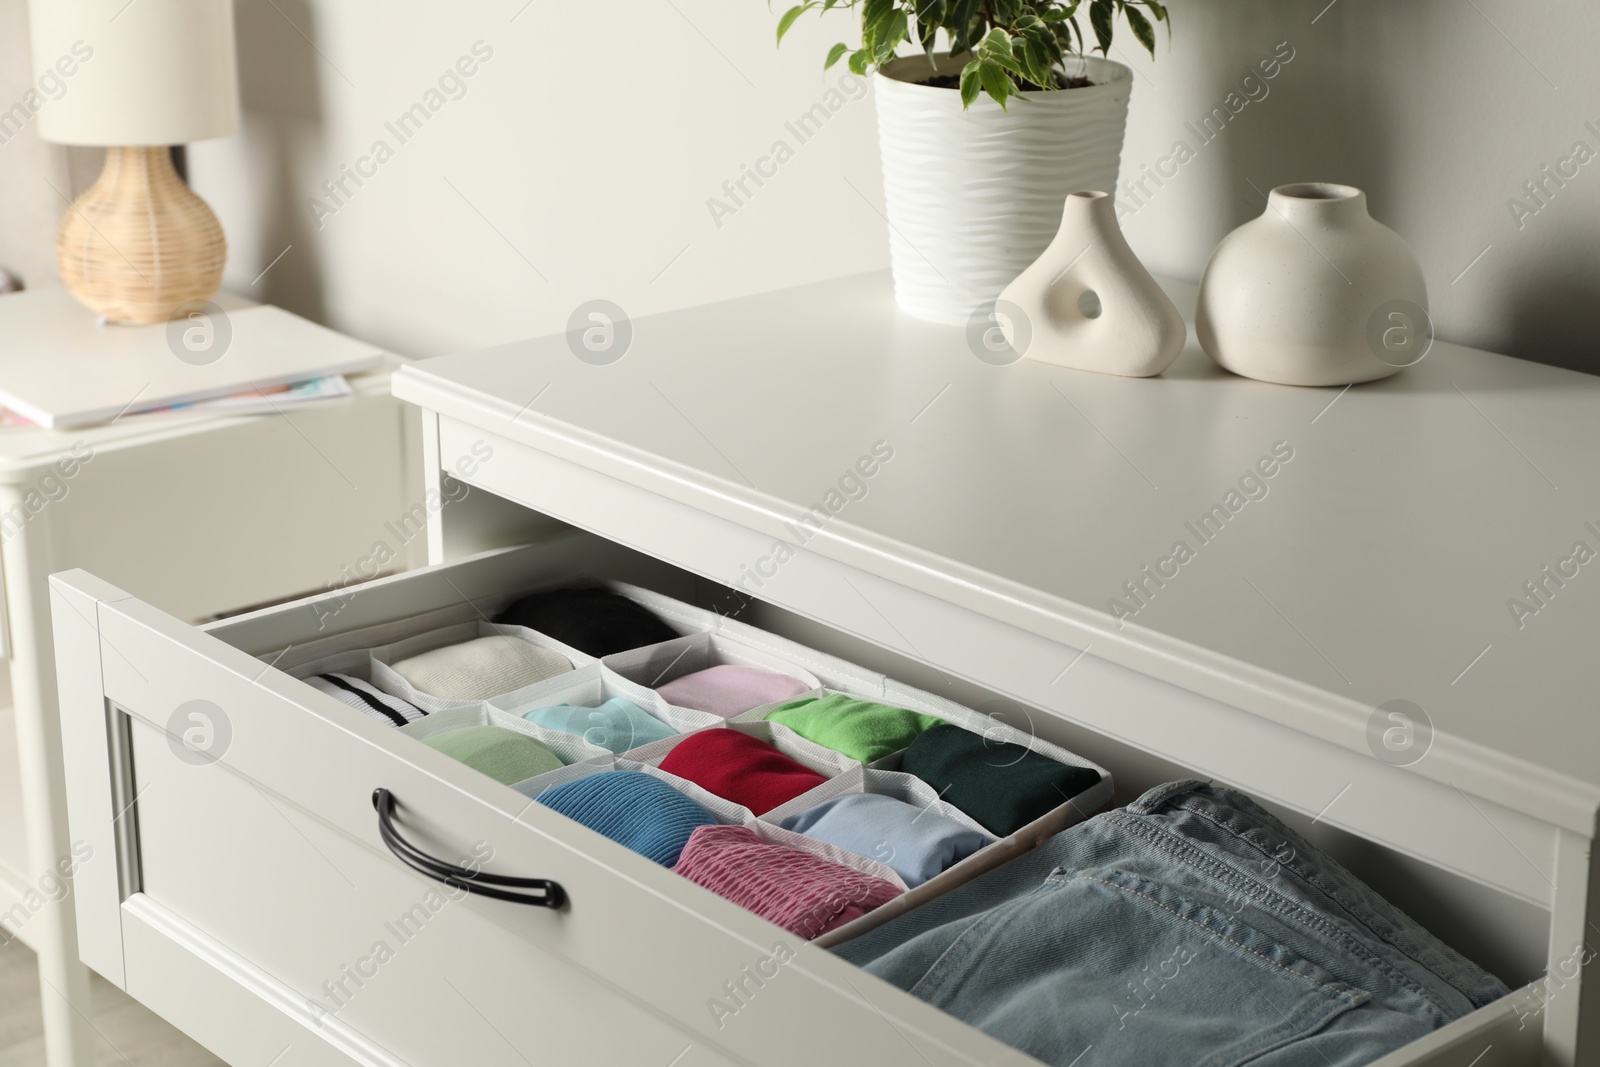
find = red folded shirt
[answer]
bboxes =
[657,729,828,815]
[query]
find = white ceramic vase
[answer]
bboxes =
[873,52,1132,325]
[1196,183,1430,386]
[997,190,1185,377]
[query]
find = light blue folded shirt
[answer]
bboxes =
[780,792,993,888]
[523,697,676,754]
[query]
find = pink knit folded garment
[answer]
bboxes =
[672,824,902,940]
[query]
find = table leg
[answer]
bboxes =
[4,497,96,1067]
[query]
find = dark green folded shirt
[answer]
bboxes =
[900,724,1101,836]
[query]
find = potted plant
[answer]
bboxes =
[777,0,1169,324]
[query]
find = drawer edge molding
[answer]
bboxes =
[124,893,404,1067]
[1362,977,1541,1066]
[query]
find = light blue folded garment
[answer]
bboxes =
[535,771,718,866]
[522,696,676,754]
[780,792,992,888]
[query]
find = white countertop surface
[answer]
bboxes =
[393,272,1600,811]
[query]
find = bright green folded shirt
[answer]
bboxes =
[765,692,943,763]
[422,725,566,784]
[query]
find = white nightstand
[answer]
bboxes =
[0,287,424,1066]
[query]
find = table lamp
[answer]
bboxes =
[29,0,240,324]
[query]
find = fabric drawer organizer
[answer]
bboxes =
[603,632,822,718]
[270,579,1115,947]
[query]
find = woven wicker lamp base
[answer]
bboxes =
[56,146,228,325]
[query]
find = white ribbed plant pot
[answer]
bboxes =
[874,52,1132,325]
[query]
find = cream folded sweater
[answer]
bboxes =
[389,635,571,700]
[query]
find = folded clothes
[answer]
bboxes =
[833,781,1509,1067]
[780,793,992,888]
[522,697,676,754]
[306,672,426,727]
[655,664,812,719]
[658,728,829,815]
[496,586,678,657]
[389,635,571,700]
[900,724,1099,837]
[536,770,718,866]
[766,693,943,764]
[674,824,903,939]
[421,725,565,785]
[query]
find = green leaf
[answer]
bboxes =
[873,7,908,61]
[1143,0,1172,40]
[959,59,983,107]
[916,12,940,57]
[859,0,888,49]
[825,41,851,68]
[1089,0,1114,53]
[862,0,893,20]
[776,2,816,45]
[848,47,872,75]
[945,0,981,54]
[1124,5,1155,56]
[979,57,1015,108]
[979,26,1014,54]
[977,27,1026,78]
[1021,34,1053,88]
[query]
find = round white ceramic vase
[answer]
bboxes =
[874,53,1132,325]
[1196,183,1430,386]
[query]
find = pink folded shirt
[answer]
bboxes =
[672,824,902,940]
[655,664,812,719]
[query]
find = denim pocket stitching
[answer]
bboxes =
[1153,799,1495,1009]
[1106,812,1457,1021]
[1074,873,1370,1005]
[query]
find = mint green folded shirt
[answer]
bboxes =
[766,693,943,764]
[422,725,566,784]
[522,697,676,754]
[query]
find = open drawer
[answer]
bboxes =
[51,534,1544,1067]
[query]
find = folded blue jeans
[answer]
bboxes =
[832,780,1507,1067]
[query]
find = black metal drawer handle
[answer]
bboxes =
[372,788,566,908]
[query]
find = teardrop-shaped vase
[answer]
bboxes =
[998,190,1186,377]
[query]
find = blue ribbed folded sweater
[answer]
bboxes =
[536,771,718,866]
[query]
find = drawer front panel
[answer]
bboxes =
[127,725,741,1067]
[122,898,389,1067]
[70,552,1019,1067]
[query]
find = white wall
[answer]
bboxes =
[1111,0,1600,374]
[48,0,1600,374]
[0,0,97,287]
[189,0,887,357]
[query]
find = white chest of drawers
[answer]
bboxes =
[48,274,1600,1067]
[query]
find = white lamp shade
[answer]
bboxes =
[29,0,239,146]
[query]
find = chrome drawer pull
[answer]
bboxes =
[372,788,566,908]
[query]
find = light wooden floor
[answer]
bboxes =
[0,939,224,1067]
